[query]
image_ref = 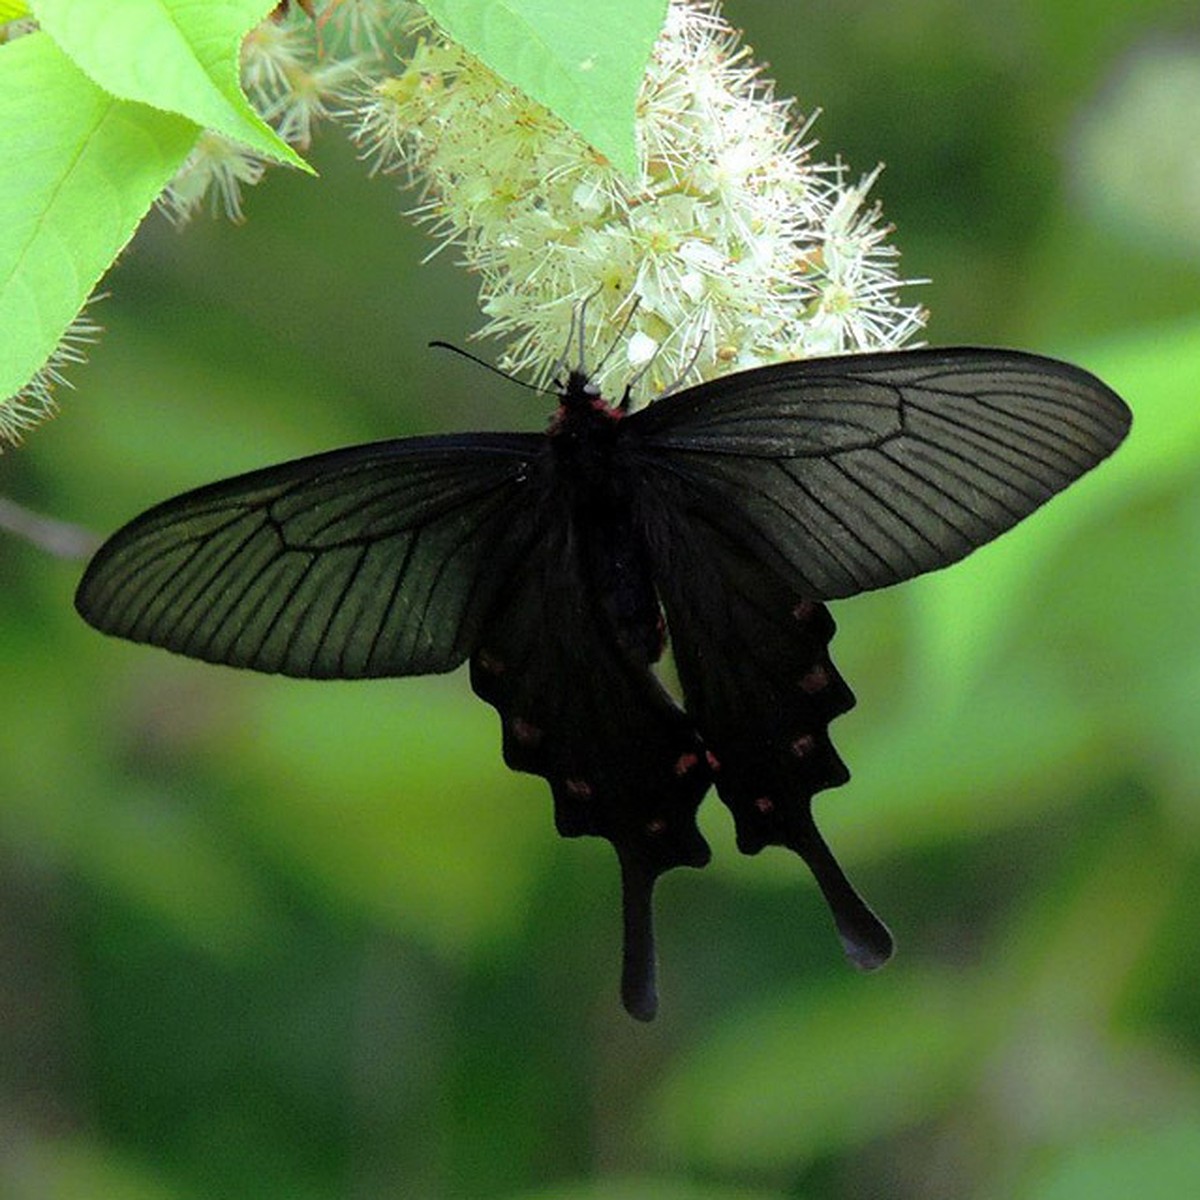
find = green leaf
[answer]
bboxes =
[816,669,1105,861]
[1026,1118,1200,1199]
[31,0,308,170]
[650,972,979,1171]
[0,623,276,957]
[17,1138,180,1200]
[0,33,197,400]
[223,675,548,956]
[422,0,668,177]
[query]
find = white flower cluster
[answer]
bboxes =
[5,0,925,442]
[354,0,925,402]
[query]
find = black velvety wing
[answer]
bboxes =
[76,433,542,678]
[623,347,1129,969]
[469,503,712,1021]
[631,469,894,972]
[626,348,1132,600]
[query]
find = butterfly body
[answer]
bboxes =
[540,370,666,665]
[76,347,1131,1018]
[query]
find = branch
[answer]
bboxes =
[0,496,100,560]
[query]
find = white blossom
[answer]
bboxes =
[7,0,927,439]
[354,0,925,403]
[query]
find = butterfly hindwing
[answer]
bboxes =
[75,434,542,678]
[469,496,712,1020]
[626,348,1131,600]
[632,470,893,970]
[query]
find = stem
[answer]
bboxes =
[0,497,100,560]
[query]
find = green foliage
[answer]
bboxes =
[421,0,667,177]
[514,1181,788,1200]
[0,0,304,401]
[10,1139,180,1200]
[1026,1119,1200,1200]
[31,0,308,167]
[0,34,196,399]
[906,319,1200,705]
[3,2,1200,1198]
[1,0,662,411]
[651,971,981,1168]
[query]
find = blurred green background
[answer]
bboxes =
[3,0,1200,1197]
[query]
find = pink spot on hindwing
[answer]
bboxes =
[791,734,816,757]
[673,751,700,776]
[799,664,829,693]
[511,717,543,747]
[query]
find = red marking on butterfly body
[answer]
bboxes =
[590,396,624,419]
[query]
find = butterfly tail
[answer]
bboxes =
[789,813,893,971]
[617,849,660,1021]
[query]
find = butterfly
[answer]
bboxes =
[75,347,1131,1019]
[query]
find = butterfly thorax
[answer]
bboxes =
[546,369,622,431]
[544,369,627,491]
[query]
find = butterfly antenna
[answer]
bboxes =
[576,291,594,372]
[428,341,551,395]
[619,320,710,410]
[563,285,608,377]
[621,350,661,410]
[546,299,586,385]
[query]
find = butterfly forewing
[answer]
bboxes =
[626,348,1131,600]
[76,434,542,678]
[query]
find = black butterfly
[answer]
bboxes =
[75,347,1130,1019]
